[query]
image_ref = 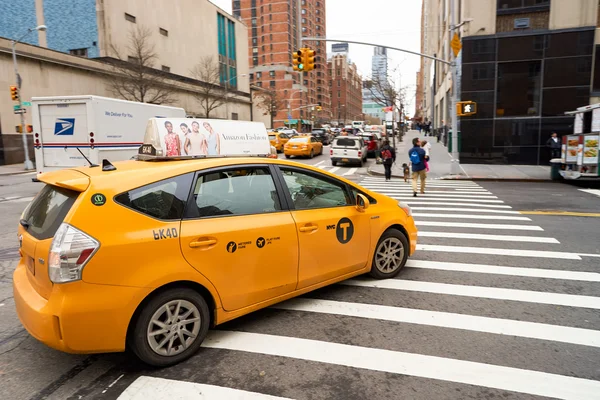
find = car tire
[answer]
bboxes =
[358,159,363,167]
[369,229,409,279]
[129,288,210,367]
[332,161,337,166]
[310,150,314,159]
[285,154,291,159]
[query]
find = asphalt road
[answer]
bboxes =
[1,161,599,400]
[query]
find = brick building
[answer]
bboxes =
[329,54,363,126]
[233,0,330,129]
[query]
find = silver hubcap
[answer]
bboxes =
[375,237,405,273]
[147,300,201,357]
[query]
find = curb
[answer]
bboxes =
[0,170,34,177]
[366,166,555,182]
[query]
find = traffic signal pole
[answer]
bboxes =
[12,40,34,170]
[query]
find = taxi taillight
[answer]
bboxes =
[48,224,99,284]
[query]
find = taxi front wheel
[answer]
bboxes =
[369,229,409,279]
[129,288,210,367]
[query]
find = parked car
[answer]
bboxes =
[330,136,368,167]
[365,130,383,141]
[359,133,380,157]
[310,130,331,145]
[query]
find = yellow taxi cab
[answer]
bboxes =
[268,131,290,152]
[13,118,417,367]
[284,136,323,159]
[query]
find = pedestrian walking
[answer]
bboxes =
[408,137,428,196]
[546,132,561,159]
[380,139,396,181]
[422,140,431,172]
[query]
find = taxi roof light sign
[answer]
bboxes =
[139,118,272,160]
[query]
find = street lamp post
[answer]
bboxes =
[224,73,247,120]
[12,24,46,171]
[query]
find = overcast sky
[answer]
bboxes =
[209,0,422,114]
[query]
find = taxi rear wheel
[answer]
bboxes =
[285,154,291,159]
[309,150,315,158]
[129,288,210,367]
[369,229,408,279]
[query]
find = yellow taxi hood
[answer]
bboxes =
[37,169,90,192]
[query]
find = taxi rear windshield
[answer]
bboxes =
[22,185,78,240]
[289,137,308,143]
[268,135,276,140]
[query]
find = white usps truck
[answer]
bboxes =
[31,95,185,173]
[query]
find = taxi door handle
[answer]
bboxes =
[299,225,318,233]
[189,239,217,248]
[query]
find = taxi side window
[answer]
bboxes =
[115,173,194,220]
[189,167,281,218]
[349,187,378,205]
[280,168,351,210]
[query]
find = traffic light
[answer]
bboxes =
[316,106,322,111]
[303,48,316,71]
[292,49,304,71]
[457,101,477,116]
[10,85,19,101]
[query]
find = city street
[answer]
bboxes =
[1,153,600,399]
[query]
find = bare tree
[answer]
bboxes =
[365,71,408,145]
[253,89,283,128]
[107,26,174,104]
[190,56,228,118]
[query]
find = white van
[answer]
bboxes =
[32,95,185,173]
[330,136,368,167]
[352,120,365,130]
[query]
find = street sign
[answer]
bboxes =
[22,101,31,106]
[13,105,20,111]
[14,108,26,114]
[450,33,462,57]
[457,101,477,116]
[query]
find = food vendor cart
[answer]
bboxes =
[560,104,600,180]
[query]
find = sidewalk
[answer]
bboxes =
[368,130,552,181]
[0,164,35,176]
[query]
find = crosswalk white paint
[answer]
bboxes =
[273,298,600,348]
[417,244,581,260]
[343,279,600,309]
[378,192,498,199]
[412,213,531,221]
[410,207,520,214]
[361,188,493,195]
[578,188,600,198]
[404,201,512,209]
[405,260,599,282]
[328,167,340,174]
[416,231,559,243]
[314,161,325,166]
[396,197,505,203]
[118,376,293,399]
[342,167,357,176]
[414,221,543,231]
[203,331,600,400]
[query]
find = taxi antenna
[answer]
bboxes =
[76,148,98,167]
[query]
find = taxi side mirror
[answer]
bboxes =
[356,193,370,212]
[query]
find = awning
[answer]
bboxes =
[285,119,299,124]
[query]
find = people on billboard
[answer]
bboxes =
[164,121,181,156]
[203,122,221,155]
[183,121,208,156]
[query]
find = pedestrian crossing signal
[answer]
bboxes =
[292,50,304,71]
[457,101,477,117]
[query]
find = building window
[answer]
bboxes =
[69,48,88,57]
[269,70,275,77]
[337,80,341,87]
[497,0,550,14]
[253,47,258,53]
[231,113,239,120]
[302,9,306,14]
[252,18,257,25]
[256,72,262,78]
[496,61,541,117]
[270,80,276,87]
[159,28,168,37]
[161,65,170,72]
[253,57,259,66]
[124,13,136,23]
[302,18,306,23]
[249,73,254,80]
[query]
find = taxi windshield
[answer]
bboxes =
[289,137,309,143]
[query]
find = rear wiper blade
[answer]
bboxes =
[20,219,30,229]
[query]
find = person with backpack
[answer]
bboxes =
[408,137,428,196]
[380,140,396,181]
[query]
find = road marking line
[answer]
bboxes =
[118,376,292,399]
[519,211,600,217]
[411,207,520,214]
[314,160,325,166]
[274,298,600,347]
[361,188,493,195]
[412,213,531,221]
[392,197,504,203]
[453,188,490,191]
[406,260,597,281]
[328,167,340,174]
[417,231,559,243]
[417,244,580,260]
[579,253,600,258]
[362,178,480,184]
[204,331,600,400]
[414,221,543,231]
[362,184,484,189]
[343,279,600,309]
[343,167,358,176]
[579,188,600,197]
[317,165,328,169]
[405,201,512,209]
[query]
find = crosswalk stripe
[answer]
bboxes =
[343,167,357,176]
[415,221,543,231]
[328,167,340,174]
[417,231,559,243]
[417,244,580,259]
[394,197,504,203]
[204,331,600,399]
[362,177,480,184]
[412,213,531,221]
[364,184,484,190]
[342,279,600,309]
[386,193,498,199]
[274,298,600,347]
[406,260,598,282]
[362,188,493,195]
[118,376,293,399]
[579,189,600,197]
[405,201,512,208]
[410,207,520,214]
[317,165,327,169]
[314,161,325,166]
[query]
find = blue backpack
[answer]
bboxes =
[409,149,421,165]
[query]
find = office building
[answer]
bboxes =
[362,46,389,123]
[328,54,363,126]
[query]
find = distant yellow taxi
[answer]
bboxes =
[268,131,290,152]
[13,118,417,367]
[284,136,323,159]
